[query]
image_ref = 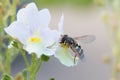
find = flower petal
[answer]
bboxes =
[38,9,51,27]
[17,2,38,22]
[58,14,64,35]
[43,48,55,56]
[24,41,45,57]
[17,2,42,34]
[24,42,55,57]
[4,21,30,44]
[55,46,79,67]
[40,28,60,47]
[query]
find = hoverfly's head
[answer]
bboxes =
[60,35,68,43]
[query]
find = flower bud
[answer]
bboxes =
[15,73,24,80]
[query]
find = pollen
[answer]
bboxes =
[29,37,41,43]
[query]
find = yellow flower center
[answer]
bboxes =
[29,37,41,43]
[60,43,68,48]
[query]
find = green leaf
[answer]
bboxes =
[50,78,55,80]
[1,73,13,80]
[41,54,50,62]
[12,40,18,48]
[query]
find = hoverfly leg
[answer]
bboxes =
[74,54,77,64]
[70,46,77,64]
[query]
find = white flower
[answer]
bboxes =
[4,2,59,57]
[54,14,79,67]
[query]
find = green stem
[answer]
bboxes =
[34,58,43,75]
[6,49,11,74]
[30,53,37,75]
[112,58,119,80]
[30,57,43,80]
[112,25,120,80]
[0,60,5,73]
[10,0,17,22]
[22,69,29,80]
[30,77,36,80]
[21,50,30,68]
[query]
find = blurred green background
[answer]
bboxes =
[23,0,94,8]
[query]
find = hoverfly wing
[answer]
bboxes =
[74,35,95,44]
[78,49,86,62]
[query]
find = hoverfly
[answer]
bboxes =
[60,34,95,63]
